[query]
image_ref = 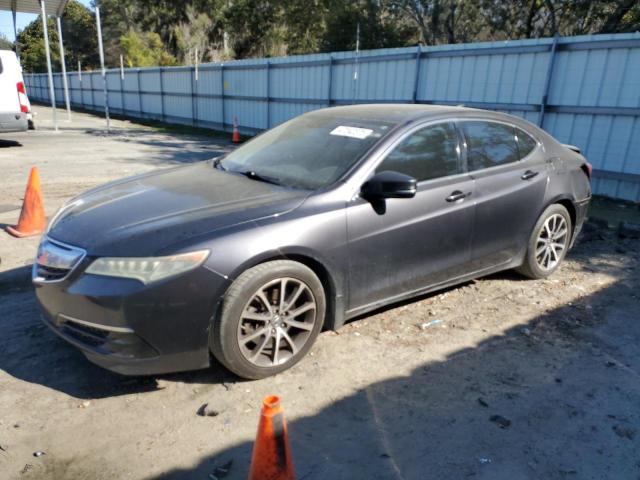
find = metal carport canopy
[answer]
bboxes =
[0,0,70,130]
[0,0,67,16]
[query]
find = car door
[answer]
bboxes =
[346,121,475,312]
[459,120,549,271]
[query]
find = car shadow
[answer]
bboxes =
[0,139,22,148]
[83,128,234,166]
[148,251,640,480]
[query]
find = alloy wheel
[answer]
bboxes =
[535,213,569,271]
[237,277,317,367]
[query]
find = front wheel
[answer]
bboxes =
[211,260,326,379]
[517,204,572,279]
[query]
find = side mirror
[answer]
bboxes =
[361,171,417,199]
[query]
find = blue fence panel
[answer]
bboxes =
[23,32,640,201]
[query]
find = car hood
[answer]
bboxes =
[47,162,309,256]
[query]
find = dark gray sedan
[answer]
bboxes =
[34,105,591,379]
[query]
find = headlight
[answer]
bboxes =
[85,250,209,284]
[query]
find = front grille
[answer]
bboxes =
[35,264,70,281]
[33,237,86,283]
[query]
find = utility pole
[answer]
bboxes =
[95,3,110,131]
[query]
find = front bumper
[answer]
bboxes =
[34,252,230,375]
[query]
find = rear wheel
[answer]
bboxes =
[211,260,325,379]
[517,204,572,279]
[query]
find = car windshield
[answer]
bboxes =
[218,112,396,189]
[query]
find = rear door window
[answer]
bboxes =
[377,122,460,182]
[461,121,519,171]
[515,128,538,159]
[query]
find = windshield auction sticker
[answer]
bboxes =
[330,126,374,139]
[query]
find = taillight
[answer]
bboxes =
[16,82,29,113]
[581,162,593,180]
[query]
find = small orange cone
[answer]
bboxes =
[248,395,295,480]
[232,116,241,144]
[6,167,46,238]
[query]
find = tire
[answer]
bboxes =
[517,203,572,279]
[211,260,326,379]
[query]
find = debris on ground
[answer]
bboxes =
[419,319,443,330]
[489,415,511,429]
[197,403,223,417]
[32,451,45,457]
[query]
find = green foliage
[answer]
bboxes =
[13,0,640,70]
[321,0,417,52]
[0,33,13,51]
[15,0,99,73]
[15,15,57,73]
[60,0,100,70]
[120,30,178,67]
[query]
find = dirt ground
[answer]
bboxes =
[1,107,639,480]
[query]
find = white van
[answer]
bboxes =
[0,50,31,133]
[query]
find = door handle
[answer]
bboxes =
[445,190,469,202]
[521,170,539,180]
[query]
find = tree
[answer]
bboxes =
[17,0,637,70]
[15,16,58,72]
[222,0,285,58]
[321,0,416,52]
[120,30,178,67]
[0,33,13,51]
[60,0,99,70]
[173,5,218,64]
[15,0,100,73]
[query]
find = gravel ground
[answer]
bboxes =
[1,107,639,480]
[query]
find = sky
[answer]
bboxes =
[0,0,92,42]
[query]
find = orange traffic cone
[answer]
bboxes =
[232,116,241,144]
[6,167,46,238]
[248,395,295,480]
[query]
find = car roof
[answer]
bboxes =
[306,103,481,124]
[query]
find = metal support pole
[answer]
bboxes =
[352,22,360,104]
[12,7,20,58]
[78,60,84,109]
[192,49,199,127]
[56,16,71,121]
[265,60,270,129]
[119,55,125,114]
[194,48,199,81]
[220,64,225,131]
[159,67,165,121]
[136,69,142,117]
[191,66,198,127]
[40,0,58,131]
[90,71,95,108]
[326,55,333,106]
[539,35,559,128]
[95,5,110,131]
[412,45,421,103]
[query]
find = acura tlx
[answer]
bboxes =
[33,105,591,379]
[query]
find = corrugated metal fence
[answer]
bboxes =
[24,32,640,201]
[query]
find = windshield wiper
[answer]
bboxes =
[238,170,282,186]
